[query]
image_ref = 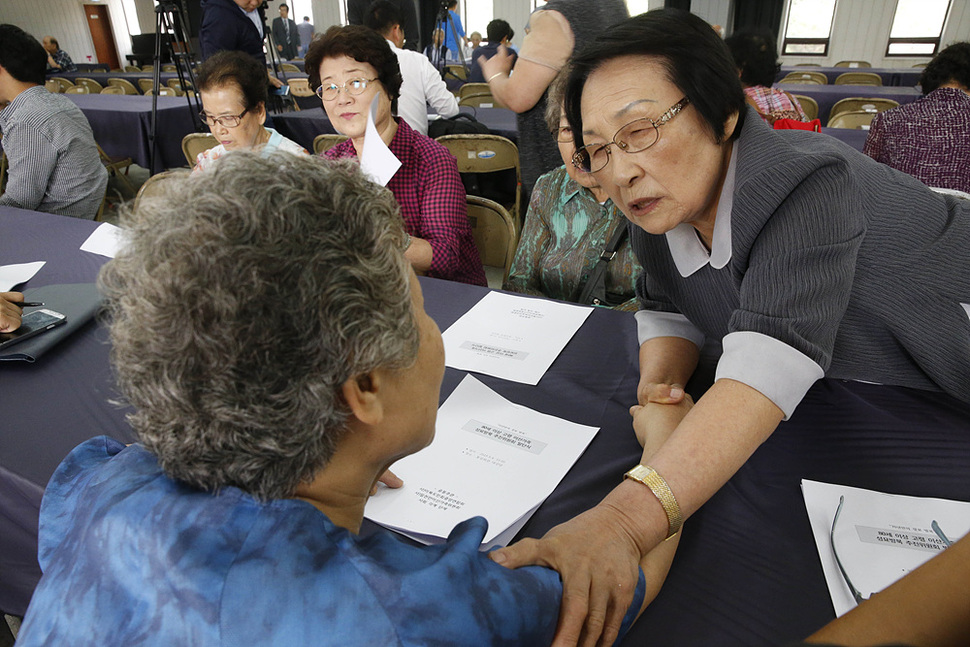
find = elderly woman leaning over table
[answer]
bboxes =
[308,25,486,287]
[192,50,307,173]
[488,9,970,646]
[14,152,683,646]
[504,73,639,311]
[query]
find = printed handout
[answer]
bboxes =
[365,375,599,549]
[441,291,592,385]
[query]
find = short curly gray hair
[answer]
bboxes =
[99,152,418,500]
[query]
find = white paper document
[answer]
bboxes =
[0,261,45,291]
[802,479,970,617]
[360,95,401,186]
[365,375,598,549]
[79,223,125,258]
[441,291,593,385]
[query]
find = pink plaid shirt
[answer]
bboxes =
[864,87,970,193]
[325,120,486,286]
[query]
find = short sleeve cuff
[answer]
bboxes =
[635,310,705,348]
[715,331,824,420]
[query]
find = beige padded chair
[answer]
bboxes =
[791,94,818,121]
[834,60,872,68]
[465,196,518,288]
[124,65,142,73]
[141,65,154,72]
[834,72,882,86]
[100,86,125,95]
[829,97,899,121]
[161,64,177,72]
[145,87,178,96]
[827,110,877,129]
[912,63,928,68]
[45,79,63,93]
[167,78,193,93]
[181,133,219,167]
[289,78,315,97]
[458,83,491,101]
[445,64,467,81]
[133,169,190,212]
[75,77,104,93]
[48,77,75,92]
[65,85,90,94]
[281,63,302,73]
[436,134,522,226]
[312,134,349,154]
[137,78,155,94]
[108,78,139,95]
[779,71,827,85]
[98,144,137,196]
[459,94,506,108]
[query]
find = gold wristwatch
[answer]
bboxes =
[624,464,682,540]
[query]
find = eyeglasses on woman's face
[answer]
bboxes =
[200,108,250,129]
[572,96,691,174]
[315,77,379,101]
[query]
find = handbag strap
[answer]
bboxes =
[577,221,629,306]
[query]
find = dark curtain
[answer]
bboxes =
[417,0,444,51]
[664,0,691,10]
[733,0,784,37]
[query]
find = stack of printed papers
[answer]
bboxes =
[365,375,598,550]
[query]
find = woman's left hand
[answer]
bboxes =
[479,45,514,81]
[370,469,403,495]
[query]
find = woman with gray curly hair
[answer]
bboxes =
[16,152,664,646]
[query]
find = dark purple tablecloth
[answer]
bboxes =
[779,65,924,87]
[3,207,969,646]
[820,127,869,152]
[65,94,198,170]
[776,84,921,125]
[273,106,518,152]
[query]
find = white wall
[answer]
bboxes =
[0,0,136,67]
[780,0,970,67]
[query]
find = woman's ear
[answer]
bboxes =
[256,101,267,126]
[341,371,384,426]
[722,110,740,143]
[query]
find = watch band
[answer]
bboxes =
[624,464,682,540]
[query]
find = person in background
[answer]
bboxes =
[42,36,75,73]
[297,15,314,58]
[864,41,970,194]
[0,25,107,219]
[479,0,628,211]
[725,29,808,125]
[463,31,482,59]
[438,0,466,59]
[363,1,458,136]
[423,28,446,64]
[308,25,486,286]
[0,292,25,332]
[199,0,284,88]
[271,3,300,60]
[468,19,515,84]
[192,51,306,173]
[348,0,419,51]
[12,151,680,645]
[505,74,638,311]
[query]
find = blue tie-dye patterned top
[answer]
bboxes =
[18,437,646,646]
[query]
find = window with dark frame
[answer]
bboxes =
[782,0,837,57]
[886,0,951,57]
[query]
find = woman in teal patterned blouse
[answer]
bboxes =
[504,78,640,311]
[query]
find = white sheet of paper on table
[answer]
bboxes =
[802,479,970,617]
[79,222,125,258]
[440,291,593,385]
[359,94,401,186]
[365,374,598,548]
[0,261,45,291]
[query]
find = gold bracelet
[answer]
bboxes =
[486,72,505,83]
[624,464,682,540]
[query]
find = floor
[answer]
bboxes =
[101,163,151,225]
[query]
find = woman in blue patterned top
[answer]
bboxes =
[505,76,639,311]
[15,152,678,646]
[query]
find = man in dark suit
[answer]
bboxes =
[348,0,419,51]
[199,0,283,88]
[271,4,300,60]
